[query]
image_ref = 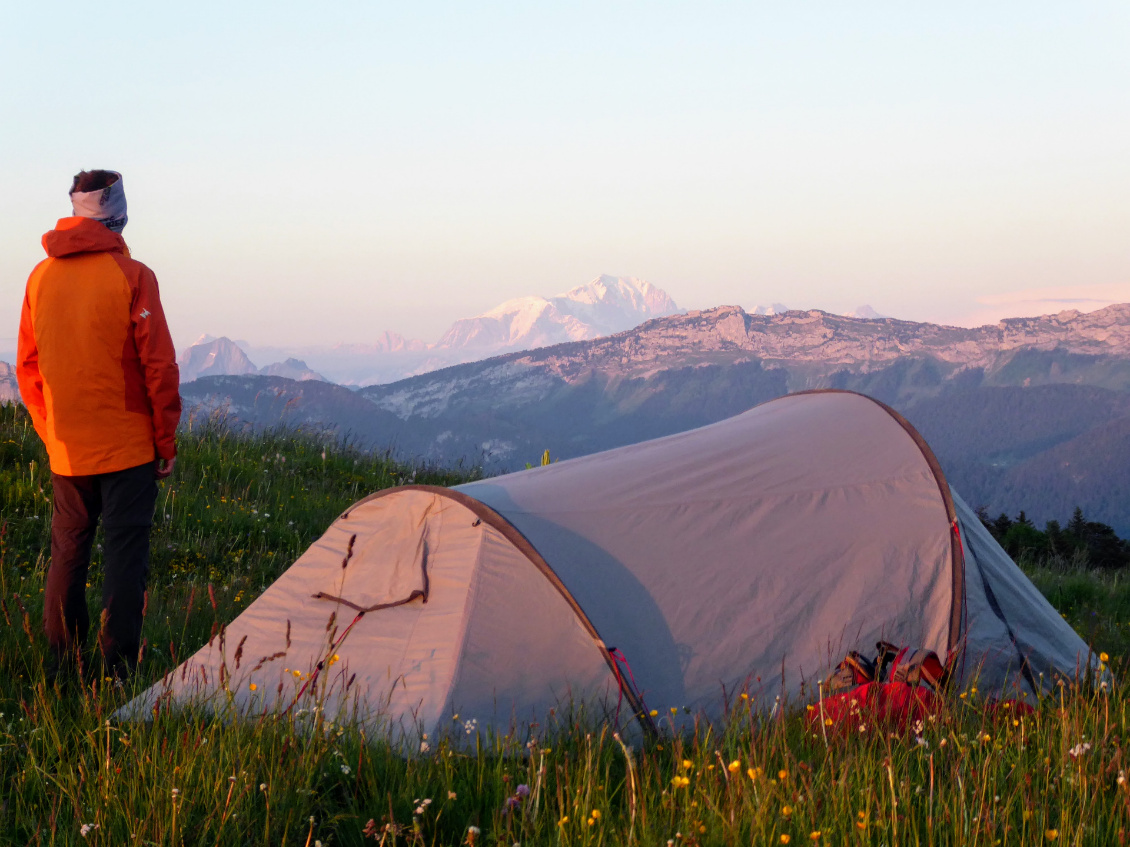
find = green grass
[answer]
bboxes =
[2,402,1130,845]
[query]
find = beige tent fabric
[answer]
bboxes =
[457,392,955,721]
[121,491,483,738]
[120,488,619,745]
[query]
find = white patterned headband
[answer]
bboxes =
[70,171,128,232]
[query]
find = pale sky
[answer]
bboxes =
[2,2,1128,350]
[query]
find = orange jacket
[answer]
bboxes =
[17,217,181,476]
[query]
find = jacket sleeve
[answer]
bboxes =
[16,287,48,441]
[130,265,182,460]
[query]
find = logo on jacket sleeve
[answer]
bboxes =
[139,309,151,319]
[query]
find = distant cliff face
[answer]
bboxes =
[257,358,327,382]
[359,303,1130,421]
[0,362,19,405]
[511,303,1130,382]
[178,337,258,383]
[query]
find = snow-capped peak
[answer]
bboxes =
[438,275,680,351]
[844,305,887,319]
[557,274,677,316]
[751,303,789,316]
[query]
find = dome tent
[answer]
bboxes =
[118,391,1095,741]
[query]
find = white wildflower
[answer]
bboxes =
[80,823,99,837]
[1068,742,1093,759]
[340,765,351,775]
[915,735,929,748]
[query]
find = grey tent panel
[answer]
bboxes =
[954,492,1095,696]
[457,391,957,716]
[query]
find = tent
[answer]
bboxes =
[119,390,1096,742]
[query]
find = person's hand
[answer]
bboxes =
[155,456,176,480]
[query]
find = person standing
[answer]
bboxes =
[17,169,181,681]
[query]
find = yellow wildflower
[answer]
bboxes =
[781,805,793,817]
[1045,830,1058,841]
[249,682,257,691]
[780,836,791,845]
[778,769,788,781]
[682,759,693,770]
[809,833,822,842]
[1101,652,1110,663]
[727,760,741,774]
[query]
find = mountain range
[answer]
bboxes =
[190,275,682,385]
[175,302,1130,536]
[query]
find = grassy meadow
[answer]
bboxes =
[2,402,1130,845]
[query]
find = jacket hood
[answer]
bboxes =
[42,216,127,258]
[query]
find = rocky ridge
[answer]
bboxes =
[361,303,1130,421]
[523,303,1130,380]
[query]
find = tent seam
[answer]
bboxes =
[476,471,944,515]
[345,485,659,739]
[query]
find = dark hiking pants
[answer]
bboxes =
[46,462,157,676]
